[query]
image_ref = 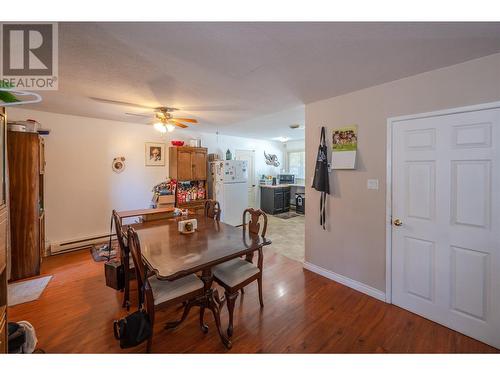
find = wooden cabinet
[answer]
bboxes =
[8,130,45,280]
[169,147,208,212]
[192,149,207,180]
[0,210,7,277]
[169,146,207,181]
[176,149,193,181]
[0,107,8,353]
[260,186,291,215]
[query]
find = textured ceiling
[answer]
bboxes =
[20,22,500,140]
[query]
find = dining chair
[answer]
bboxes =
[212,208,267,337]
[204,199,221,221]
[127,227,206,353]
[112,209,134,310]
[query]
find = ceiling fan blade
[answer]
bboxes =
[180,104,246,112]
[171,118,198,123]
[125,112,151,118]
[171,121,188,129]
[89,97,156,109]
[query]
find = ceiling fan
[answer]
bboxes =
[89,97,198,133]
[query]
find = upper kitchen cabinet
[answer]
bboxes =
[169,146,207,181]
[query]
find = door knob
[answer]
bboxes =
[393,218,403,227]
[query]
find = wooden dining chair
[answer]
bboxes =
[204,199,221,221]
[126,227,206,352]
[112,209,134,310]
[212,208,268,337]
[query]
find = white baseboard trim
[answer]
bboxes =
[303,261,386,302]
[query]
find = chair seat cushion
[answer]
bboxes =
[148,274,204,306]
[213,258,260,288]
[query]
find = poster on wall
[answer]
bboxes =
[331,125,357,169]
[145,142,166,166]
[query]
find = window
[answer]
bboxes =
[288,150,305,179]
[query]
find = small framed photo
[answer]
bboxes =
[145,142,165,166]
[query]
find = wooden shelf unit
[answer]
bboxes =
[169,146,208,214]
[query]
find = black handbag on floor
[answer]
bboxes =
[113,309,152,349]
[312,126,330,230]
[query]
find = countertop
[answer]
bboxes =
[260,183,305,189]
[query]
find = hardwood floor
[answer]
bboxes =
[8,249,498,353]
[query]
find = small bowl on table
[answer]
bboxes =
[171,140,185,147]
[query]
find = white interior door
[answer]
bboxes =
[235,150,256,207]
[391,107,500,348]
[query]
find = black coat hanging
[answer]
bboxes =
[311,126,330,230]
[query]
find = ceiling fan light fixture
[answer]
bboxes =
[154,122,167,133]
[274,136,290,143]
[166,124,175,132]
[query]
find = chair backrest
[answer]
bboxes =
[242,208,268,237]
[204,199,221,221]
[112,210,128,259]
[126,227,151,307]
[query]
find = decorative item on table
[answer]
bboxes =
[189,139,202,147]
[112,157,126,173]
[178,218,197,234]
[145,142,165,166]
[225,149,232,160]
[173,208,189,217]
[264,151,280,167]
[171,140,184,147]
[176,180,206,204]
[331,125,357,170]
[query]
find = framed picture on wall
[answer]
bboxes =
[331,125,357,169]
[145,142,165,166]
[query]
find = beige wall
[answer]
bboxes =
[305,53,500,293]
[7,108,284,246]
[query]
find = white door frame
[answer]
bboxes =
[385,100,500,304]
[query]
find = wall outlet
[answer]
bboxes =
[367,179,379,190]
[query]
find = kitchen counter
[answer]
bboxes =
[260,183,305,189]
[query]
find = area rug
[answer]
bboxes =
[90,240,119,262]
[8,276,53,307]
[274,211,302,219]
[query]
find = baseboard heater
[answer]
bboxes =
[50,233,115,254]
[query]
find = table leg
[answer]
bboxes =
[201,268,232,349]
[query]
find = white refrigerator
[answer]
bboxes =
[210,160,248,226]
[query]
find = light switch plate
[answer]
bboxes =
[367,179,379,190]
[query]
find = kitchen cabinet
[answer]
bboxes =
[260,186,291,215]
[169,146,207,181]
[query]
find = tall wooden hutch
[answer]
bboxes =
[0,107,8,353]
[7,127,45,281]
[169,146,208,213]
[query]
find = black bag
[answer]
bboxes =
[113,309,152,349]
[8,322,26,354]
[312,126,330,230]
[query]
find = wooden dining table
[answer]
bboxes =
[131,213,272,349]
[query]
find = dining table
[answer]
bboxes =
[130,213,272,349]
